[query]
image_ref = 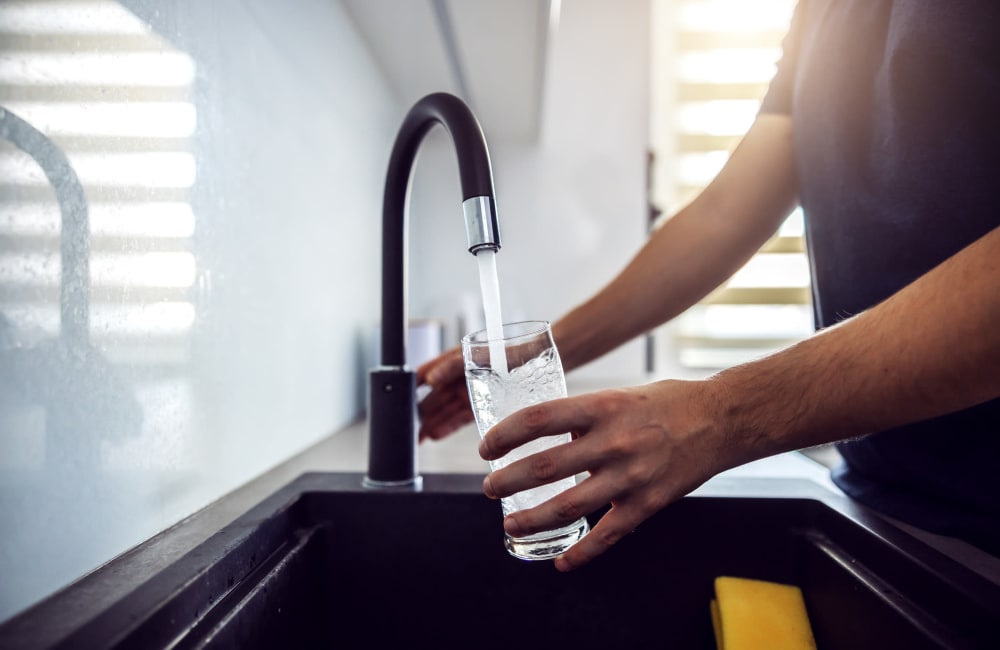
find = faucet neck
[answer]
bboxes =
[380,93,499,367]
[367,93,500,489]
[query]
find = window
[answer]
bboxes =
[650,0,811,370]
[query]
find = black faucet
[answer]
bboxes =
[364,93,502,489]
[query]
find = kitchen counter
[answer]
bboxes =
[3,413,998,648]
[162,415,1000,583]
[327,417,841,487]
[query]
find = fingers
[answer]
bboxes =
[416,349,470,441]
[420,403,473,441]
[496,467,606,536]
[416,347,463,387]
[418,379,467,417]
[554,504,646,572]
[418,379,472,441]
[419,397,469,440]
[471,383,706,570]
[495,467,650,572]
[482,436,594,502]
[479,396,595,461]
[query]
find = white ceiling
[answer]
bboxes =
[340,0,555,143]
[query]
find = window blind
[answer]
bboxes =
[651,0,811,369]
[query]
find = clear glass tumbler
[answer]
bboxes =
[462,320,590,560]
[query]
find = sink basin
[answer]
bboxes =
[3,473,996,649]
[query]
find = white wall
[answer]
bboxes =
[0,0,398,622]
[1,0,655,624]
[408,0,651,385]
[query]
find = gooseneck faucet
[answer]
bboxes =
[364,92,502,489]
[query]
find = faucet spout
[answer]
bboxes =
[365,93,501,489]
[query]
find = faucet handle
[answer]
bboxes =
[364,366,421,489]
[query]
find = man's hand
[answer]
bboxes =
[482,223,1000,573]
[478,380,732,572]
[416,347,473,441]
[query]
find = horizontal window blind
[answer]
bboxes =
[651,0,810,369]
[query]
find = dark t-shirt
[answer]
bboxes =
[760,0,1000,554]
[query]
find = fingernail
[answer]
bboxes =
[426,369,443,385]
[482,475,496,499]
[478,439,490,459]
[504,516,523,537]
[554,556,573,572]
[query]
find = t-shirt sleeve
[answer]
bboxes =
[759,1,806,115]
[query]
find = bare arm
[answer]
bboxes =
[481,224,1000,571]
[554,113,798,371]
[712,223,1000,454]
[416,113,798,440]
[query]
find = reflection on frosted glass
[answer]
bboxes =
[0,305,58,336]
[0,404,45,469]
[0,252,196,286]
[0,302,196,337]
[1,0,393,624]
[93,253,196,287]
[102,380,195,471]
[91,302,196,334]
[0,1,153,34]
[0,253,59,284]
[2,102,197,137]
[1,202,196,238]
[0,151,197,187]
[0,0,201,623]
[0,51,196,86]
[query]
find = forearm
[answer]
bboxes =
[553,114,798,372]
[552,208,756,372]
[710,225,1000,465]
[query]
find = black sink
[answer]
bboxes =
[3,473,996,649]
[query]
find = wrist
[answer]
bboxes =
[646,378,757,481]
[551,318,588,373]
[552,308,635,375]
[701,367,784,471]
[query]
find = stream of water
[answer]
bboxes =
[476,249,508,376]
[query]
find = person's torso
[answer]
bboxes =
[789,0,1000,553]
[793,0,1000,323]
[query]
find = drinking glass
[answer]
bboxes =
[462,320,589,560]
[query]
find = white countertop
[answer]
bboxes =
[319,418,997,582]
[36,412,989,631]
[328,418,840,493]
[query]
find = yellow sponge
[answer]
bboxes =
[710,598,724,650]
[711,576,817,650]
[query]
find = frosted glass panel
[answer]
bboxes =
[0,0,397,622]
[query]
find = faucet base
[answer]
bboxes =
[361,475,424,491]
[365,366,420,488]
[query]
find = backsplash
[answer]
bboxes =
[0,0,397,621]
